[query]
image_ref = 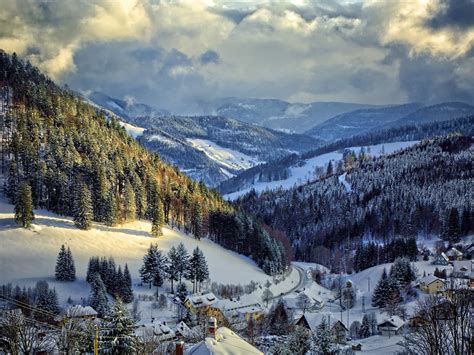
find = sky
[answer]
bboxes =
[0,0,473,114]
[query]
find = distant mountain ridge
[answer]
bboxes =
[213,97,376,133]
[88,92,322,186]
[306,102,474,141]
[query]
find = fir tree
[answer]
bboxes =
[35,281,60,321]
[176,282,187,303]
[124,181,136,222]
[104,191,118,227]
[122,264,134,303]
[151,199,164,237]
[74,184,93,230]
[188,247,209,293]
[55,245,75,281]
[175,243,189,283]
[372,268,389,308]
[101,299,137,354]
[312,317,334,355]
[266,300,290,335]
[89,274,109,318]
[443,207,461,243]
[139,244,159,289]
[14,182,34,228]
[6,159,18,203]
[166,246,179,294]
[191,201,203,240]
[359,314,371,338]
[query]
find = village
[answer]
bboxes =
[1,235,473,354]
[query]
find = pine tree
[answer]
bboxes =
[443,207,461,243]
[89,274,109,318]
[66,247,76,281]
[104,191,118,227]
[86,256,100,283]
[389,258,415,288]
[101,299,136,354]
[151,199,164,237]
[35,281,60,321]
[14,182,34,228]
[175,243,189,284]
[55,245,75,281]
[124,181,136,222]
[122,264,134,303]
[372,268,389,308]
[191,201,203,240]
[176,282,187,303]
[188,247,209,293]
[139,244,159,289]
[359,314,371,338]
[266,300,290,335]
[74,184,93,230]
[312,317,334,354]
[167,246,179,294]
[6,159,18,203]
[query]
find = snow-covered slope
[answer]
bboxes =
[0,198,278,298]
[225,141,418,200]
[187,138,262,172]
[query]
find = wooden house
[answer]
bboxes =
[418,275,446,294]
[377,316,405,337]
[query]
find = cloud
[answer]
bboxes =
[1,0,474,113]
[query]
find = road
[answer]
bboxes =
[269,264,306,301]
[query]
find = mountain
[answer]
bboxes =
[234,134,473,270]
[0,51,287,274]
[214,97,375,133]
[137,115,322,186]
[219,116,474,196]
[306,102,474,141]
[88,91,170,120]
[305,103,424,141]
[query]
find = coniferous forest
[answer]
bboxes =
[0,51,288,275]
[235,135,473,272]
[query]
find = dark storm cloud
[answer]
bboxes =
[3,0,474,112]
[427,0,474,29]
[199,50,220,64]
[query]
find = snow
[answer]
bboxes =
[339,172,352,192]
[118,121,145,138]
[225,141,419,200]
[0,197,294,303]
[147,134,179,147]
[187,139,262,171]
[186,327,263,355]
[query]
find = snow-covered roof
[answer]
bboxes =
[419,275,444,285]
[436,252,449,261]
[174,321,196,338]
[186,327,263,355]
[55,305,97,321]
[378,316,405,329]
[136,320,175,340]
[446,248,463,257]
[186,293,218,308]
[453,260,473,274]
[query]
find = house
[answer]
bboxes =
[136,320,176,342]
[54,305,98,325]
[186,317,263,355]
[215,299,264,324]
[174,321,197,339]
[296,313,348,344]
[184,293,218,313]
[452,260,473,278]
[377,316,405,337]
[418,275,446,294]
[446,247,463,261]
[282,293,324,313]
[432,252,450,265]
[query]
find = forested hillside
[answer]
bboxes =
[136,115,320,185]
[234,135,473,272]
[0,51,288,275]
[219,116,474,195]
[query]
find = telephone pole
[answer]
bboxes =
[94,325,99,355]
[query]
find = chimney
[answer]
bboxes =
[175,341,184,355]
[208,317,217,338]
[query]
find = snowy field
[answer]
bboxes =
[119,121,146,138]
[187,138,262,172]
[0,197,298,307]
[225,141,419,200]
